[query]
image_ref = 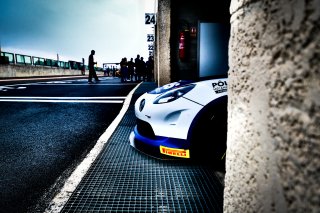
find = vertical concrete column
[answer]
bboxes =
[224,0,320,212]
[155,0,171,86]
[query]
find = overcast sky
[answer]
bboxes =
[0,0,156,66]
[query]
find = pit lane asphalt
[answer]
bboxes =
[0,76,139,213]
[44,81,226,213]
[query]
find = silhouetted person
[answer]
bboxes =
[112,66,116,77]
[81,58,85,75]
[145,56,154,81]
[88,50,100,83]
[120,57,128,82]
[134,54,141,81]
[127,58,135,81]
[140,57,146,81]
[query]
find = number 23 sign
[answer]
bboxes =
[145,13,156,25]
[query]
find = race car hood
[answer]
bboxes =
[182,78,228,106]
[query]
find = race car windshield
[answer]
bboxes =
[148,80,194,95]
[153,84,195,104]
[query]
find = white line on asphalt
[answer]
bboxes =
[0,99,123,103]
[30,83,137,86]
[0,96,126,99]
[0,83,137,86]
[0,75,90,82]
[0,96,126,103]
[43,82,143,213]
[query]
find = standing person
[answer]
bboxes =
[112,66,116,77]
[88,50,100,83]
[127,58,135,81]
[120,57,128,82]
[81,58,86,75]
[134,54,141,82]
[145,56,154,81]
[140,57,146,81]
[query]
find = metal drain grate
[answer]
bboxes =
[61,83,224,213]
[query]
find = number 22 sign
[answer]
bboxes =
[145,13,156,25]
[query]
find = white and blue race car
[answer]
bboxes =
[130,77,228,167]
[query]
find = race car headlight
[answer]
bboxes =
[153,84,195,104]
[139,99,146,111]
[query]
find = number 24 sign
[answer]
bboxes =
[145,13,156,25]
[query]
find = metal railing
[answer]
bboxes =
[0,51,103,71]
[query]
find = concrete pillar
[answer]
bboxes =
[155,0,171,86]
[224,0,320,212]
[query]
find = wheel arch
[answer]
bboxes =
[187,95,228,164]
